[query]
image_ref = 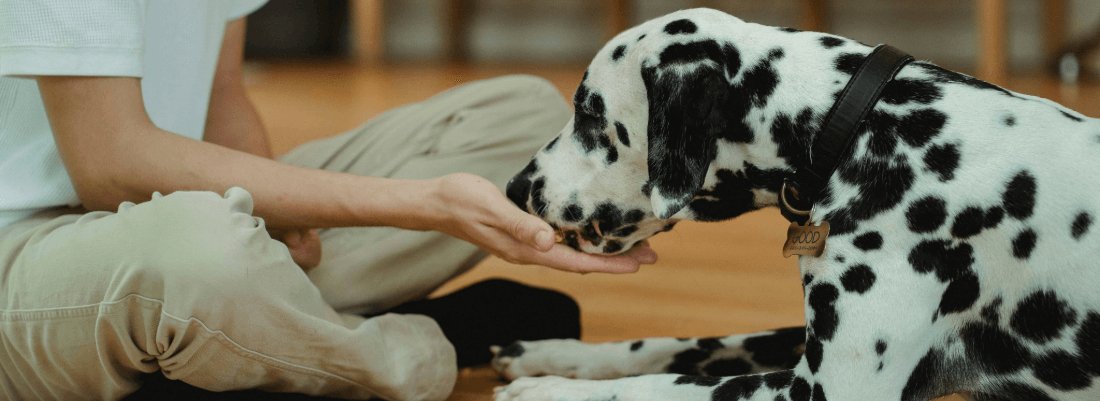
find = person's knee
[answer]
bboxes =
[106,188,283,297]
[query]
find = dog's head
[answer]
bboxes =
[508,9,791,254]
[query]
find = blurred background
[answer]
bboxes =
[237,2,1095,400]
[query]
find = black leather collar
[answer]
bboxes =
[779,44,914,224]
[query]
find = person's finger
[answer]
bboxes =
[494,202,555,252]
[526,244,641,274]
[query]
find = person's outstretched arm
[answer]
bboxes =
[36,21,655,275]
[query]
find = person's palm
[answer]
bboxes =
[434,173,656,274]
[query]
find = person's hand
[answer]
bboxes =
[271,228,322,271]
[430,173,657,274]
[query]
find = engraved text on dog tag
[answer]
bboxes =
[783,221,830,258]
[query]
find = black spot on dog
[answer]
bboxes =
[561,204,584,222]
[803,274,814,287]
[805,335,823,373]
[530,178,548,217]
[580,222,602,246]
[611,44,626,61]
[875,340,888,355]
[739,47,783,108]
[498,342,525,358]
[602,240,623,253]
[835,53,864,75]
[1060,109,1084,122]
[1011,229,1037,259]
[704,358,753,376]
[908,240,974,282]
[938,272,980,315]
[772,108,818,168]
[674,375,721,386]
[962,322,1031,374]
[562,231,580,250]
[895,109,948,147]
[822,207,856,235]
[624,209,645,224]
[901,348,944,401]
[951,207,986,238]
[630,340,644,351]
[984,207,1004,229]
[808,284,840,340]
[838,159,916,221]
[614,122,631,147]
[1072,212,1092,240]
[637,34,647,41]
[573,93,610,154]
[1077,313,1100,374]
[598,134,618,164]
[915,62,1016,98]
[610,225,638,237]
[1010,291,1077,343]
[764,370,794,389]
[980,298,1003,324]
[979,383,1057,401]
[812,383,827,401]
[1003,115,1016,126]
[1033,351,1092,390]
[789,377,811,401]
[841,264,877,294]
[907,197,948,233]
[881,78,943,105]
[1003,171,1037,219]
[698,337,725,351]
[867,113,901,156]
[742,327,806,368]
[853,232,883,250]
[544,136,559,151]
[668,348,712,375]
[714,375,763,400]
[923,143,959,182]
[819,36,844,48]
[778,26,801,33]
[593,203,624,232]
[664,19,697,35]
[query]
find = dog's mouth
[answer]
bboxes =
[554,220,636,255]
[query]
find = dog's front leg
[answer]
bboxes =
[491,327,805,381]
[495,370,805,401]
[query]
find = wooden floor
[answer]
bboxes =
[243,61,1100,401]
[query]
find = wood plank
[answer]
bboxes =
[349,0,385,63]
[976,0,1008,84]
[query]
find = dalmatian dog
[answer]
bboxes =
[496,7,1100,401]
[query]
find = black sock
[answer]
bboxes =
[383,278,581,367]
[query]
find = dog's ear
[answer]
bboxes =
[643,62,732,219]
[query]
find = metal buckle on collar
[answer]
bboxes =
[780,180,812,219]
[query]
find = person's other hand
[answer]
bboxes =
[431,173,657,274]
[272,228,322,270]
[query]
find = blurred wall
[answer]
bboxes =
[382,0,1100,71]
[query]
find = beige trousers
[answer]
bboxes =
[0,75,569,401]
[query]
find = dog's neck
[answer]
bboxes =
[716,26,878,208]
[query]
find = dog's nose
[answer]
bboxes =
[505,175,532,212]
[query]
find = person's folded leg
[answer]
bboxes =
[0,188,455,401]
[281,75,571,315]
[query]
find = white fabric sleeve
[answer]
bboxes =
[0,0,147,77]
[226,0,267,21]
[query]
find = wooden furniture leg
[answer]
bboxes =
[976,0,1008,84]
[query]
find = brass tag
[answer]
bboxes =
[783,221,830,258]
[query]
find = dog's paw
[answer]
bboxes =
[491,339,589,381]
[494,377,616,401]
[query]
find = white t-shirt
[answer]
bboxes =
[0,0,268,228]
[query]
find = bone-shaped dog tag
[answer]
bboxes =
[783,221,830,258]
